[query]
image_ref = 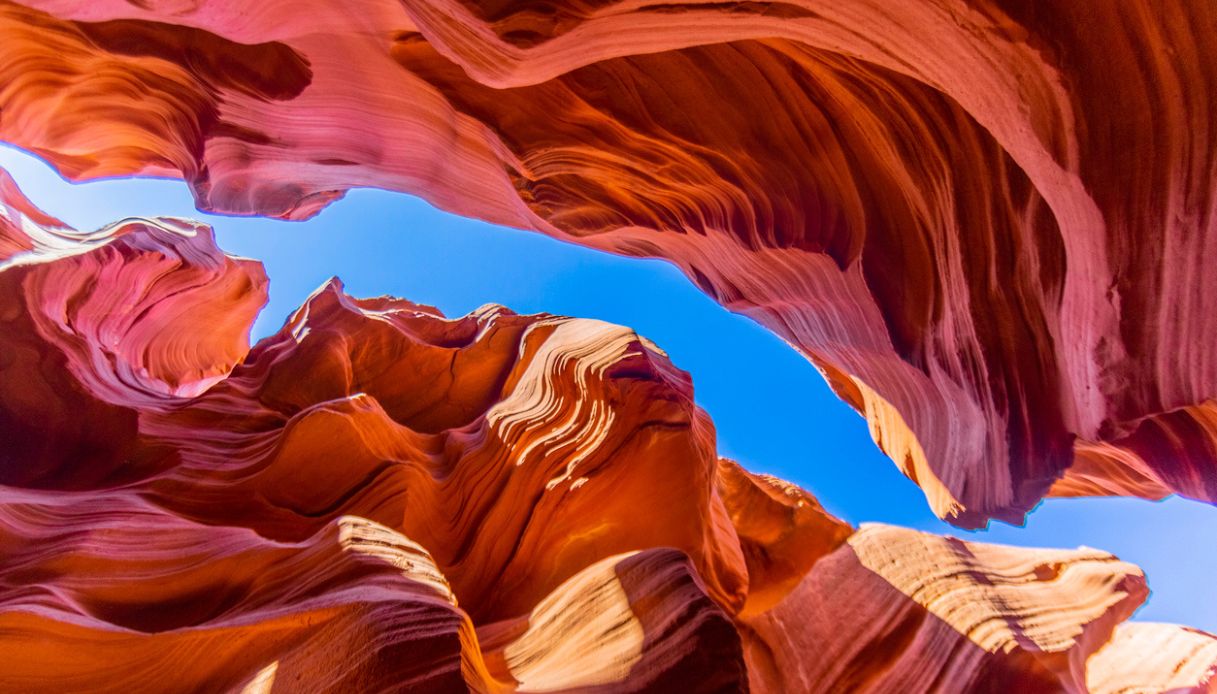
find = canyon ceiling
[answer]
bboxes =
[0,0,1215,691]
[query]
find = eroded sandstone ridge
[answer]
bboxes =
[1,171,1214,692]
[1,0,1213,525]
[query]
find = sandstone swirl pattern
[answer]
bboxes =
[1,0,1213,525]
[1,171,1214,691]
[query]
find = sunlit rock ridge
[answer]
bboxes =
[2,169,1216,691]
[1,0,1214,526]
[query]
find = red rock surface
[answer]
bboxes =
[1,168,1213,691]
[2,0,1214,525]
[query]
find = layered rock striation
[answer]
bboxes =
[1,0,1214,525]
[1,170,1214,691]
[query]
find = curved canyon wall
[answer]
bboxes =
[2,167,1215,691]
[0,0,1214,526]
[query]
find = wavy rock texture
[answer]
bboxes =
[1085,623,1217,694]
[1,0,1215,525]
[1,169,1213,691]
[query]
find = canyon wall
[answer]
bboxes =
[1,0,1213,525]
[1,169,1215,691]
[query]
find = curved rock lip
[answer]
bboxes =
[1,166,1214,691]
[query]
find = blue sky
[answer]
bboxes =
[3,144,1213,631]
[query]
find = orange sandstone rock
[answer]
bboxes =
[2,0,1214,525]
[1085,623,1217,694]
[0,168,1210,691]
[741,524,1150,693]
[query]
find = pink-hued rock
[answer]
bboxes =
[3,0,1214,525]
[0,167,1210,691]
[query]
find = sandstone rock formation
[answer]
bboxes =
[2,169,1214,692]
[1,0,1213,525]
